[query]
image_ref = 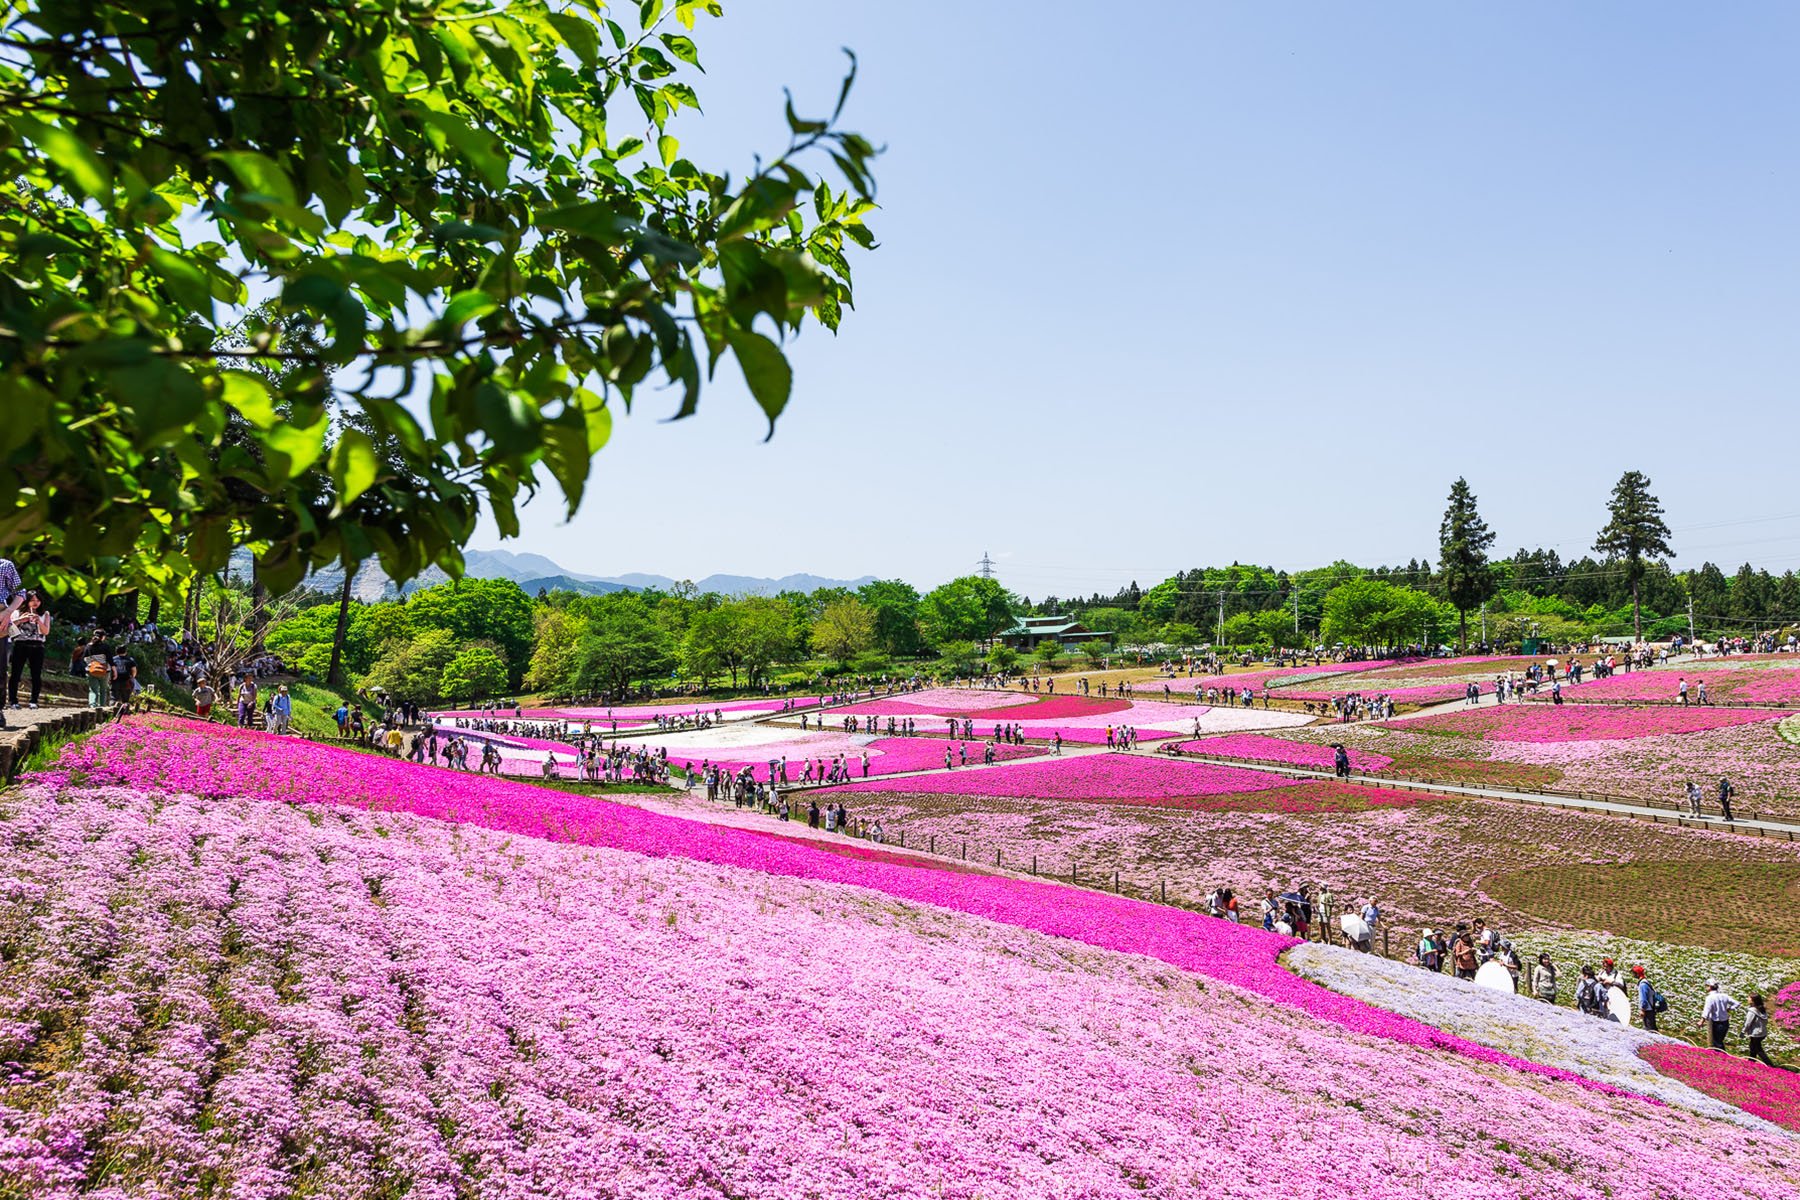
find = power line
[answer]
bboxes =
[976,550,997,581]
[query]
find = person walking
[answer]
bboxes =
[1701,980,1740,1051]
[7,592,50,709]
[269,684,293,734]
[1744,994,1776,1067]
[0,557,21,730]
[192,676,217,721]
[109,647,137,708]
[1532,953,1558,1004]
[1718,776,1735,823]
[235,674,259,728]
[1633,966,1666,1032]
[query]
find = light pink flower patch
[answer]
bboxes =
[1387,705,1782,744]
[27,717,1650,1115]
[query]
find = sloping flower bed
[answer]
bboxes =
[1385,705,1782,744]
[29,720,1651,1106]
[1638,1044,1800,1132]
[1560,663,1800,705]
[1284,944,1779,1133]
[5,782,1791,1198]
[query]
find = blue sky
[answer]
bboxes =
[478,2,1800,597]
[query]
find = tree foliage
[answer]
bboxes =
[439,646,508,703]
[1594,470,1674,638]
[1438,477,1496,647]
[919,576,1014,646]
[810,596,875,665]
[0,0,878,604]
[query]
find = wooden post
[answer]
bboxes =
[995,849,1000,867]
[1160,880,1166,903]
[961,841,966,860]
[1072,863,1078,884]
[1032,855,1037,875]
[930,835,935,853]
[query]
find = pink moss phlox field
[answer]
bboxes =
[1386,705,1783,744]
[1160,660,1402,694]
[10,781,1792,1199]
[27,719,1650,1112]
[661,736,1044,779]
[1772,981,1800,1035]
[1182,733,1395,772]
[1637,1044,1800,1131]
[826,753,1299,802]
[1561,663,1800,705]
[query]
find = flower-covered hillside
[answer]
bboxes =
[5,755,1799,1196]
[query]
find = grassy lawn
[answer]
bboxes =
[1488,862,1800,959]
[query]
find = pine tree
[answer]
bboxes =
[1438,478,1496,649]
[1595,471,1674,640]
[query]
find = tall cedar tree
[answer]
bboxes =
[1438,478,1496,649]
[1594,471,1674,639]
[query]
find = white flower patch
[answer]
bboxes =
[1284,943,1790,1136]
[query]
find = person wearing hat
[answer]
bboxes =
[1701,980,1740,1051]
[268,683,292,734]
[192,675,217,722]
[1597,958,1624,991]
[1451,924,1478,979]
[1416,928,1442,973]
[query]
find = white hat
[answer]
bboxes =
[1707,978,1720,988]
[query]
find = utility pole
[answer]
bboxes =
[1480,601,1487,647]
[1688,595,1696,646]
[977,551,996,581]
[1216,591,1225,648]
[1293,587,1300,634]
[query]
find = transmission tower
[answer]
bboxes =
[977,550,997,580]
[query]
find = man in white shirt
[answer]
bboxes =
[1700,980,1740,1051]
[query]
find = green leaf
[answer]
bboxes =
[418,110,509,189]
[109,359,206,441]
[213,151,297,206]
[219,371,277,428]
[725,328,791,438]
[660,33,701,68]
[145,246,215,318]
[12,115,113,201]
[263,417,329,482]
[329,429,379,511]
[658,134,679,167]
[537,202,630,243]
[548,12,602,65]
[433,220,507,243]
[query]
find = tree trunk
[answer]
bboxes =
[251,560,268,652]
[328,563,355,686]
[147,593,161,627]
[1459,610,1468,651]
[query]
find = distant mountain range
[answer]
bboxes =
[232,547,873,601]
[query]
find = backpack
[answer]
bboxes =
[86,657,109,678]
[1649,988,1669,1015]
